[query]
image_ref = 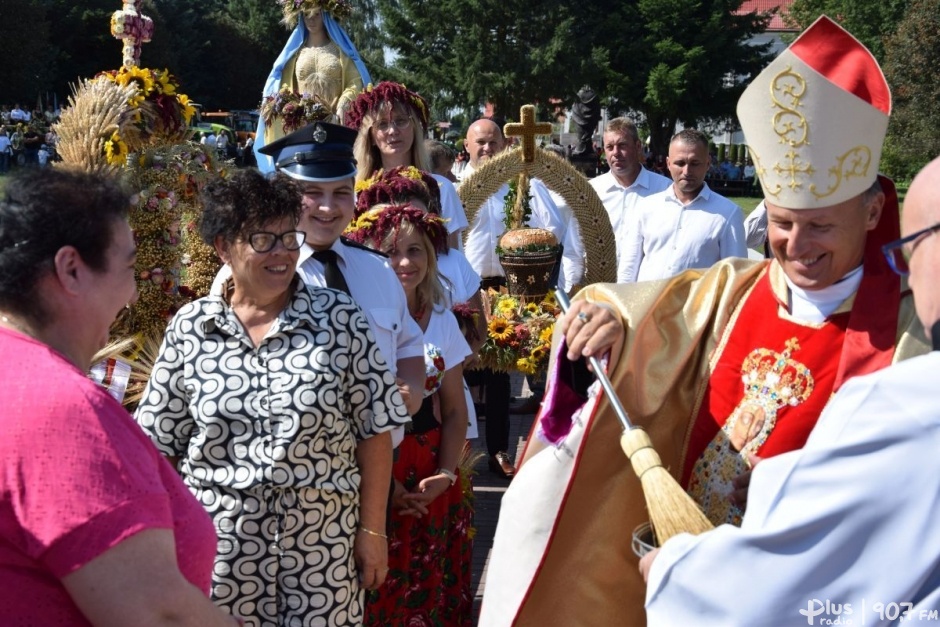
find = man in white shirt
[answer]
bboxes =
[618,129,746,282]
[589,117,672,267]
[460,118,569,477]
[462,119,569,281]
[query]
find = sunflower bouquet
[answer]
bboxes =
[477,289,560,374]
[95,66,197,163]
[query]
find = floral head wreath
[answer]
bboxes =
[278,0,352,28]
[344,82,430,132]
[345,203,449,256]
[354,165,442,217]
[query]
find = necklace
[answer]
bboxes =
[1,314,33,338]
[410,306,426,323]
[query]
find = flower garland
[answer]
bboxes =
[344,81,430,132]
[476,289,559,374]
[96,66,196,164]
[345,203,449,256]
[278,0,352,28]
[260,87,333,134]
[354,165,442,217]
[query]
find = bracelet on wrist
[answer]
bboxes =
[437,467,458,486]
[359,526,388,539]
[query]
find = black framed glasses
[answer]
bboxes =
[246,230,306,253]
[882,221,940,276]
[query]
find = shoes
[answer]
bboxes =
[489,451,516,479]
[509,395,541,415]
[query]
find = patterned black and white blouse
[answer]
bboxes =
[136,281,410,494]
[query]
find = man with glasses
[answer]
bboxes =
[636,156,940,626]
[481,16,931,626]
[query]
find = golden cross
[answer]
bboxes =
[774,150,815,191]
[111,0,154,68]
[504,104,552,163]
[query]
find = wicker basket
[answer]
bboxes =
[498,250,559,301]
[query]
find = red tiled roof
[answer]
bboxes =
[737,0,795,31]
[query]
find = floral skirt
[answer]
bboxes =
[364,428,474,626]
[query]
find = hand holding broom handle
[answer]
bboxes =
[554,289,714,544]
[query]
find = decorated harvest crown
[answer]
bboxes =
[738,15,891,209]
[344,82,430,132]
[278,0,352,27]
[354,165,442,217]
[345,203,449,256]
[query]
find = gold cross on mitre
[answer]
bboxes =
[504,104,553,163]
[111,0,154,68]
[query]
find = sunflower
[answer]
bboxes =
[516,356,538,375]
[156,70,176,96]
[539,325,554,344]
[120,66,155,95]
[524,302,540,315]
[177,94,196,124]
[488,317,514,342]
[541,291,558,308]
[497,297,518,316]
[104,131,128,165]
[531,346,548,362]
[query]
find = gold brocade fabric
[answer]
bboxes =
[514,257,927,627]
[263,40,363,148]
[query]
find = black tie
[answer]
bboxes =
[312,250,351,295]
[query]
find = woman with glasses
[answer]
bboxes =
[136,169,410,626]
[345,82,468,248]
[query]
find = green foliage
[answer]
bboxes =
[784,0,910,61]
[881,0,940,180]
[0,0,54,102]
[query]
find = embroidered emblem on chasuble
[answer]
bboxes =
[682,271,848,526]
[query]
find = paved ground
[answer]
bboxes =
[468,374,538,623]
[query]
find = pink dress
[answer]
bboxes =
[0,327,217,624]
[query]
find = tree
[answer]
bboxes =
[784,0,910,61]
[881,0,940,180]
[377,0,595,120]
[600,0,774,156]
[0,0,54,103]
[378,0,772,154]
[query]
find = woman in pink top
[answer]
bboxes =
[0,168,238,626]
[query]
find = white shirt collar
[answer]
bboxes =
[784,264,864,323]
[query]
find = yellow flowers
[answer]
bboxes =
[497,296,519,316]
[177,94,196,124]
[96,66,194,147]
[516,356,539,375]
[124,66,155,94]
[105,131,128,165]
[488,317,514,342]
[478,289,561,374]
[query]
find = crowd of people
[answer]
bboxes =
[0,103,61,172]
[3,3,940,627]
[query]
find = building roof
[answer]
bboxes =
[737,0,795,31]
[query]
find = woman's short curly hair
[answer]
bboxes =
[199,170,303,246]
[0,168,130,325]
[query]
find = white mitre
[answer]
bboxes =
[738,15,892,209]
